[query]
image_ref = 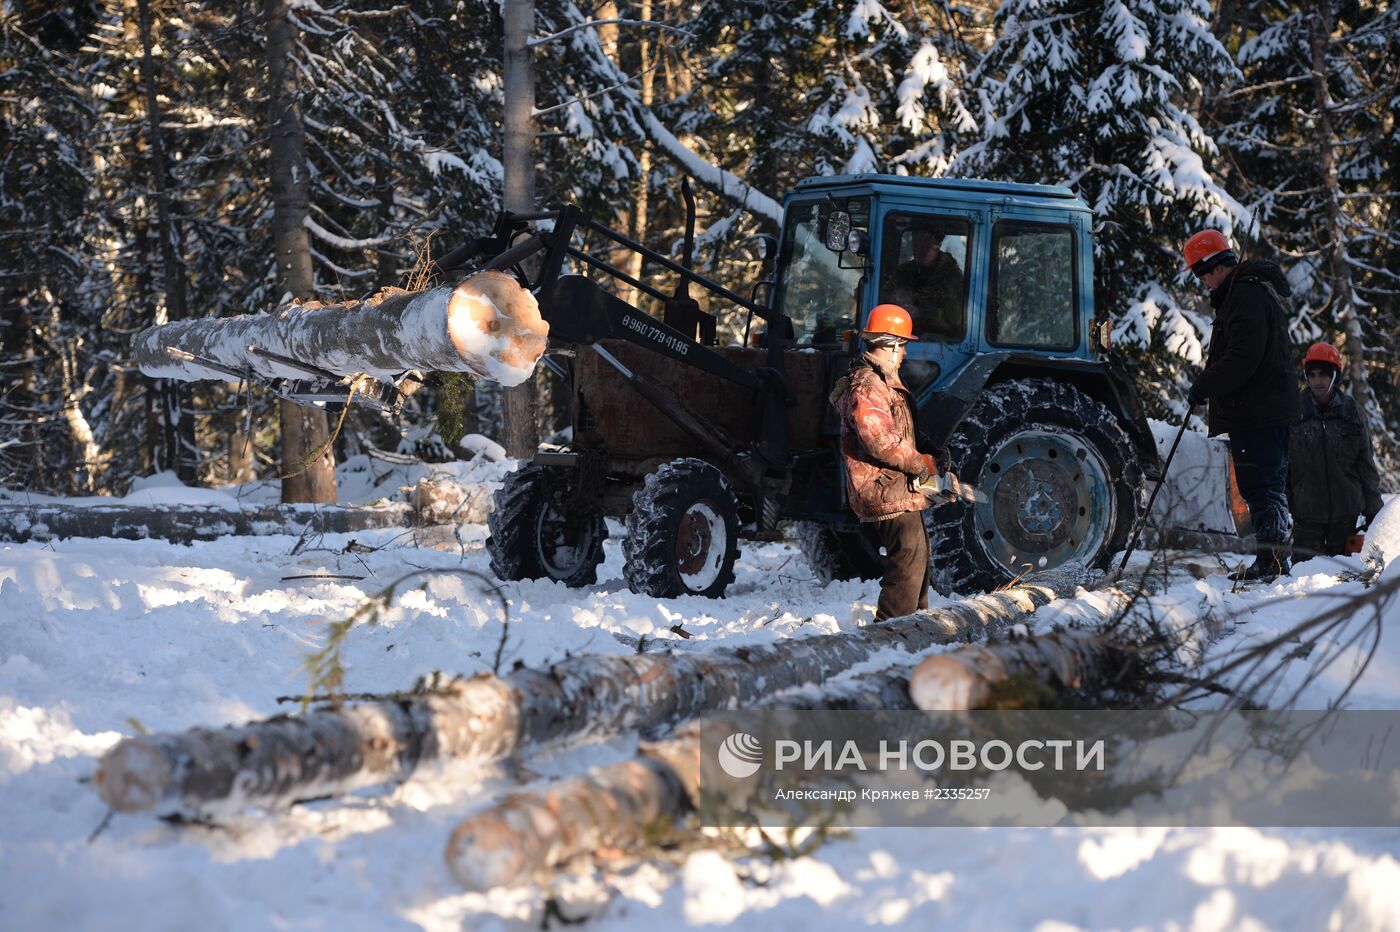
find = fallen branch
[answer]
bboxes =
[92,566,1095,815]
[132,271,547,387]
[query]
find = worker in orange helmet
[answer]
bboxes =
[830,304,955,619]
[1182,229,1300,581]
[1287,341,1383,559]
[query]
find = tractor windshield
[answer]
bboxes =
[775,200,866,345]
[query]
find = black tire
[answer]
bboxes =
[486,462,607,587]
[623,458,740,598]
[796,521,885,583]
[927,379,1144,595]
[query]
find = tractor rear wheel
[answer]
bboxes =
[623,458,740,598]
[796,522,885,583]
[486,463,607,587]
[926,379,1143,595]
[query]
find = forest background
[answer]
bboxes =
[2,0,1396,500]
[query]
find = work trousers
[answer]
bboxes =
[870,510,931,621]
[1228,425,1292,545]
[1293,518,1356,559]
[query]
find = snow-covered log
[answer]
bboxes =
[92,568,1094,815]
[131,271,547,388]
[909,578,1244,711]
[909,630,1131,711]
[445,668,921,890]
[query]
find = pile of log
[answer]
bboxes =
[92,567,1094,815]
[94,566,1254,895]
[132,271,547,388]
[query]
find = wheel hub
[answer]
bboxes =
[675,500,726,590]
[974,429,1113,575]
[534,491,599,579]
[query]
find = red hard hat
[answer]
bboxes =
[1303,341,1343,370]
[1183,229,1232,272]
[864,304,917,340]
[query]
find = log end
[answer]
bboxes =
[909,654,990,712]
[92,737,174,813]
[447,271,548,387]
[445,813,533,891]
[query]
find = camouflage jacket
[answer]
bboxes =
[831,356,933,521]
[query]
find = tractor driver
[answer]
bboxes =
[883,222,964,340]
[831,304,951,620]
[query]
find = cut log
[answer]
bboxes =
[92,567,1096,816]
[131,271,547,388]
[909,630,1131,711]
[909,578,1243,711]
[445,666,923,890]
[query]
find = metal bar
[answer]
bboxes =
[578,217,772,318]
[479,234,545,273]
[246,344,342,381]
[164,347,246,380]
[565,246,670,302]
[1116,403,1196,573]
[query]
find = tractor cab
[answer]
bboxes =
[773,175,1096,400]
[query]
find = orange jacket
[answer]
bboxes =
[832,358,934,521]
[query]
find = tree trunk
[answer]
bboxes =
[132,274,547,384]
[501,0,538,459]
[135,0,198,484]
[265,0,336,504]
[91,569,1093,815]
[621,0,653,307]
[1308,6,1381,434]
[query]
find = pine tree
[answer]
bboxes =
[1213,0,1400,474]
[956,0,1248,313]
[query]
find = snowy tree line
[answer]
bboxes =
[2,0,1396,497]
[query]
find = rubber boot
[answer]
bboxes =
[1229,540,1291,583]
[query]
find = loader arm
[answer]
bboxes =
[468,203,796,476]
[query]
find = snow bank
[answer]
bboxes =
[3,509,1400,926]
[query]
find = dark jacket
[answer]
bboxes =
[831,355,933,521]
[885,253,964,340]
[1194,260,1300,436]
[1288,387,1384,525]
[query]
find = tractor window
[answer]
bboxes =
[877,213,970,342]
[988,222,1078,350]
[775,201,866,344]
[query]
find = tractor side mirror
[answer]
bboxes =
[752,234,778,262]
[823,211,851,252]
[751,278,774,309]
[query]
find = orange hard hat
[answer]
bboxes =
[1183,229,1233,272]
[1303,341,1343,370]
[864,304,917,340]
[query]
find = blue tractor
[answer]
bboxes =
[478,174,1156,597]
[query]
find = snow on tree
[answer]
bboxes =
[1213,1,1400,479]
[955,0,1249,314]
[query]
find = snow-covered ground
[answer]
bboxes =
[3,482,1399,930]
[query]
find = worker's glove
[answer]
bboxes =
[1186,383,1205,407]
[1360,513,1376,532]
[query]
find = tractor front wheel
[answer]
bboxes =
[623,458,740,598]
[926,379,1143,595]
[486,462,607,587]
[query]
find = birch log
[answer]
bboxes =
[910,577,1242,711]
[92,567,1094,816]
[445,667,921,890]
[909,630,1132,711]
[131,271,548,387]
